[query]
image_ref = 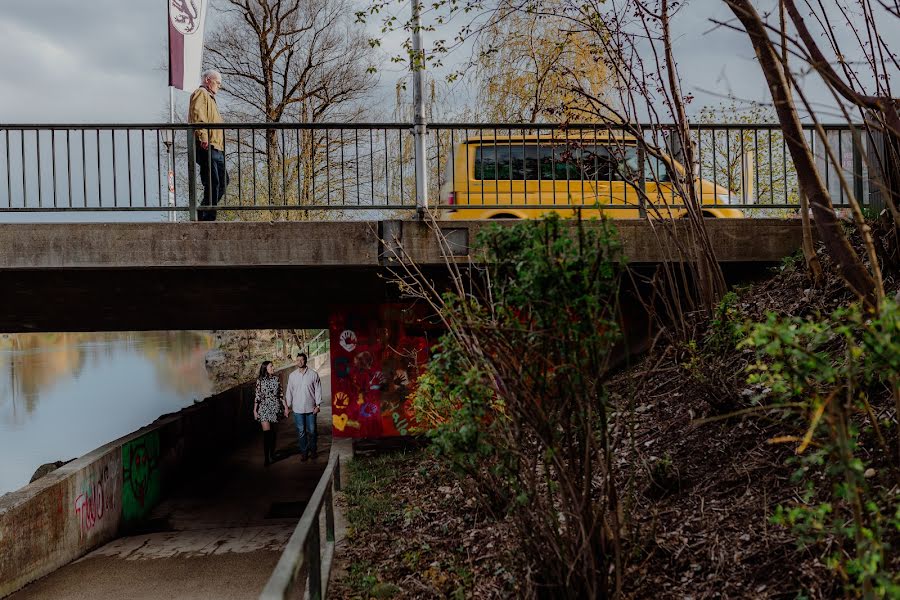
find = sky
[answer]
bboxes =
[0,1,896,123]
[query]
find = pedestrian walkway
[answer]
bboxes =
[11,365,333,600]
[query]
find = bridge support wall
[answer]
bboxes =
[328,304,439,438]
[0,378,261,598]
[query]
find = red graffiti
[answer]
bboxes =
[330,304,436,438]
[73,466,115,538]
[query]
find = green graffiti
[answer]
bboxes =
[121,431,161,524]
[392,412,409,436]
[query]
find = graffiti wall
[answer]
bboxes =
[121,431,161,525]
[72,451,121,543]
[330,304,435,438]
[0,449,122,596]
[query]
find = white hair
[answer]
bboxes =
[201,69,221,84]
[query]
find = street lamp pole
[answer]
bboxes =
[411,0,428,218]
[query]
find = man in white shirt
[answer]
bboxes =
[285,353,323,461]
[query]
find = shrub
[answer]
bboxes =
[411,215,626,599]
[741,300,900,598]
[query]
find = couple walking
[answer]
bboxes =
[254,353,322,466]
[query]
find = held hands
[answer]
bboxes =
[283,407,289,418]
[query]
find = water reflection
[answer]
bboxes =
[0,331,215,495]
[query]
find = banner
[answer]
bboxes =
[168,0,209,91]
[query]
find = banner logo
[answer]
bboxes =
[170,0,203,35]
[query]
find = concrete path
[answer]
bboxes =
[11,365,333,600]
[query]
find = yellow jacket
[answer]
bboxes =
[188,87,224,151]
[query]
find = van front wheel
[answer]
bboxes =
[488,213,520,220]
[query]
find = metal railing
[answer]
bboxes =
[0,122,887,220]
[302,330,330,360]
[260,454,341,600]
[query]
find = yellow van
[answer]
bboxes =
[438,132,744,219]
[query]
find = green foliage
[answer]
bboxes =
[778,250,804,274]
[741,300,900,597]
[345,561,380,598]
[741,301,900,399]
[411,214,624,598]
[705,291,742,352]
[344,454,403,531]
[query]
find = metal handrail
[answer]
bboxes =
[0,121,884,217]
[260,454,342,600]
[302,330,330,360]
[0,122,863,130]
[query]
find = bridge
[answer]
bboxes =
[0,120,889,599]
[0,219,803,333]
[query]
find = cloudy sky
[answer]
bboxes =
[0,1,894,123]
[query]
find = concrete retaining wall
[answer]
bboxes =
[0,376,262,597]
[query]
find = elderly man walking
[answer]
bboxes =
[189,69,228,221]
[285,353,323,461]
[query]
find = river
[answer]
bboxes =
[0,331,216,496]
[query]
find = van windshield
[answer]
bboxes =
[473,143,669,182]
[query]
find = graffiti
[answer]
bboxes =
[339,330,357,352]
[74,465,116,538]
[122,431,161,524]
[353,350,374,371]
[369,370,385,390]
[334,391,350,410]
[392,412,409,435]
[333,413,360,431]
[334,356,350,378]
[330,304,436,438]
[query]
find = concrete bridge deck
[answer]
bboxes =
[0,219,802,333]
[9,367,333,600]
[0,219,801,269]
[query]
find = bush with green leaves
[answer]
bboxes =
[741,300,900,598]
[411,215,625,599]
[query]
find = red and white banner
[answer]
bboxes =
[168,0,209,91]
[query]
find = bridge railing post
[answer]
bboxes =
[637,144,647,219]
[186,129,198,221]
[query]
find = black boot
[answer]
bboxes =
[269,430,278,463]
[263,431,272,467]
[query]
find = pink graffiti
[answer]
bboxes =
[73,466,115,538]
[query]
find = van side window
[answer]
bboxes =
[610,148,671,183]
[473,143,670,182]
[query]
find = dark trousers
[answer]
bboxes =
[195,144,228,222]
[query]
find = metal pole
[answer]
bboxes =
[637,145,647,219]
[411,0,428,218]
[741,151,755,204]
[168,86,177,222]
[187,132,198,221]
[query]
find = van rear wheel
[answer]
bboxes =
[489,213,520,220]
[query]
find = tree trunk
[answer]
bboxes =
[726,0,878,309]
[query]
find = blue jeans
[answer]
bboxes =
[293,412,317,455]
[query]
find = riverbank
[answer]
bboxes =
[329,229,899,598]
[204,329,324,393]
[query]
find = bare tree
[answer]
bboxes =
[205,0,378,216]
[472,10,614,122]
[724,0,891,309]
